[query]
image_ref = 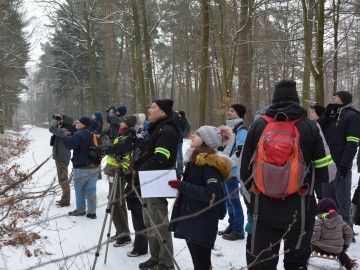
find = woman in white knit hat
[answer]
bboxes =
[168,125,233,270]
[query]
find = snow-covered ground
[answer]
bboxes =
[1,125,359,270]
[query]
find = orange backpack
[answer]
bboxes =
[251,115,308,198]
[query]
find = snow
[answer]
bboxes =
[1,125,359,270]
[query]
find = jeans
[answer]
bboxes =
[322,168,352,225]
[224,176,244,234]
[73,167,98,214]
[177,142,184,174]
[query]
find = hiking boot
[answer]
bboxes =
[86,213,97,219]
[218,227,233,236]
[153,264,174,270]
[113,237,131,247]
[222,231,245,241]
[68,210,86,216]
[109,234,118,242]
[55,201,70,207]
[126,249,147,257]
[139,258,159,270]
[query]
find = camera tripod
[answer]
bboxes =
[92,165,127,270]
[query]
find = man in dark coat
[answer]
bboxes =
[319,91,360,226]
[49,114,74,207]
[133,99,180,270]
[239,80,337,269]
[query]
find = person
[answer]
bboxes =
[168,125,232,269]
[319,91,360,226]
[218,104,246,241]
[308,104,326,200]
[133,99,181,270]
[90,111,103,134]
[239,80,337,269]
[101,115,137,247]
[350,147,360,226]
[105,105,127,140]
[311,198,356,270]
[173,111,188,176]
[62,116,99,219]
[49,114,75,207]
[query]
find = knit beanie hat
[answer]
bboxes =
[116,106,127,116]
[122,115,137,128]
[230,104,246,118]
[272,80,300,104]
[334,91,352,106]
[93,111,102,121]
[154,99,174,116]
[317,198,338,213]
[196,125,233,149]
[310,104,325,117]
[78,116,91,128]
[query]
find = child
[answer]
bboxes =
[311,198,357,269]
[168,125,233,270]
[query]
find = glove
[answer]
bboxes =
[94,146,105,157]
[235,146,243,158]
[168,179,181,189]
[339,165,349,178]
[343,245,349,252]
[106,106,115,112]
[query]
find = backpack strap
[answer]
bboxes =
[230,122,247,157]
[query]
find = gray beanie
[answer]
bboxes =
[196,126,222,149]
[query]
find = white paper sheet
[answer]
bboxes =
[138,170,178,198]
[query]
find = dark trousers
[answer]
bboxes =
[250,218,314,270]
[186,240,211,270]
[126,197,148,253]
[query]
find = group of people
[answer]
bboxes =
[48,79,360,270]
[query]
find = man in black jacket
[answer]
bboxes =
[320,91,360,226]
[134,99,180,270]
[239,80,337,269]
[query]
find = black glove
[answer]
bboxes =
[94,146,105,157]
[235,146,243,158]
[339,165,349,178]
[343,245,349,252]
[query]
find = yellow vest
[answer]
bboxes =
[106,134,132,170]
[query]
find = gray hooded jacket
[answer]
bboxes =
[49,115,73,162]
[311,212,353,254]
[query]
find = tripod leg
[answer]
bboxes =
[132,184,180,270]
[91,171,118,270]
[104,172,120,264]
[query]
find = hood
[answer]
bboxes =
[149,116,181,137]
[317,213,343,230]
[195,152,232,180]
[265,102,307,121]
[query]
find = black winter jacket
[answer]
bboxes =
[239,102,337,222]
[169,151,232,249]
[319,104,360,168]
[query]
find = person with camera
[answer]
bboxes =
[62,116,99,219]
[49,114,75,207]
[105,105,127,140]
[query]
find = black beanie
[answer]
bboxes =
[154,99,174,116]
[230,104,246,118]
[122,115,137,128]
[334,91,352,106]
[78,116,91,128]
[272,80,300,104]
[310,104,325,117]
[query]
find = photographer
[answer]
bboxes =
[105,105,127,139]
[49,114,75,207]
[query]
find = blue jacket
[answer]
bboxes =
[169,151,232,248]
[62,128,92,168]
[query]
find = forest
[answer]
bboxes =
[1,0,360,130]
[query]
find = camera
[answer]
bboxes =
[52,114,62,120]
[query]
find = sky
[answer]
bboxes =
[0,125,359,270]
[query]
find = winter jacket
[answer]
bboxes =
[169,151,232,248]
[106,108,122,139]
[311,212,353,254]
[49,115,73,162]
[223,118,247,176]
[133,116,181,194]
[239,102,337,222]
[319,104,360,168]
[62,128,93,168]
